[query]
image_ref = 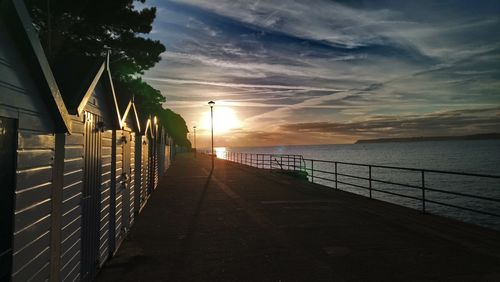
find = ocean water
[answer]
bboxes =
[216,140,500,230]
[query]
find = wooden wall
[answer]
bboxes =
[128,131,136,225]
[1,16,168,281]
[134,135,142,213]
[99,129,113,266]
[0,19,58,282]
[113,130,124,250]
[141,137,149,209]
[60,115,84,281]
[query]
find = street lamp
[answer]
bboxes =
[208,100,215,169]
[193,125,197,158]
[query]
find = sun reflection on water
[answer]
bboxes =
[215,147,227,159]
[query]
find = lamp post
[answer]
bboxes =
[193,125,197,158]
[208,101,215,169]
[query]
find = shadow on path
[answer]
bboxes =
[169,167,213,281]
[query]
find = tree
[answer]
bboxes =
[115,77,190,146]
[26,0,164,79]
[26,0,190,145]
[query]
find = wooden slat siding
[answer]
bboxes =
[114,133,124,247]
[129,134,135,225]
[0,18,65,282]
[165,145,171,171]
[141,138,149,208]
[99,130,112,264]
[27,261,50,281]
[158,143,164,176]
[84,82,112,124]
[133,135,142,214]
[58,116,84,282]
[0,22,55,118]
[12,128,54,282]
[155,141,159,189]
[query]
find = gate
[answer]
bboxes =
[81,112,102,281]
[0,117,16,281]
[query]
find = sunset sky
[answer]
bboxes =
[139,0,500,147]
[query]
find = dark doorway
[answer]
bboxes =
[0,117,16,281]
[81,112,102,281]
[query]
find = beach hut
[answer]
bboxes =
[0,1,72,281]
[141,116,154,204]
[117,95,142,230]
[157,126,173,175]
[120,98,149,215]
[54,50,123,280]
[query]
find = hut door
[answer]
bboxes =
[81,112,102,281]
[0,117,16,281]
[121,131,131,231]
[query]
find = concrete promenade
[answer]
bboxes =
[97,153,500,281]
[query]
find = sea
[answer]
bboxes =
[215,140,500,231]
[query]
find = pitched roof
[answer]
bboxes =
[121,98,141,133]
[52,55,103,115]
[2,0,72,133]
[54,51,122,130]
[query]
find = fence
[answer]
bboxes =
[204,150,500,229]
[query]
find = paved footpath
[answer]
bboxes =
[97,153,500,282]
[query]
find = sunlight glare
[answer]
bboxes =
[201,107,241,133]
[215,147,227,159]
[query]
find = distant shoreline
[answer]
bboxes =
[355,133,500,144]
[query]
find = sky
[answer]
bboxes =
[138,0,500,147]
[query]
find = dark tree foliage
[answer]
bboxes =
[26,0,164,78]
[159,109,191,148]
[115,77,190,146]
[25,0,189,145]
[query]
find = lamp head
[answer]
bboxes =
[208,101,215,107]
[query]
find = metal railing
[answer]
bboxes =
[203,150,500,228]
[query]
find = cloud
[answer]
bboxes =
[280,107,500,138]
[139,0,500,146]
[145,77,345,92]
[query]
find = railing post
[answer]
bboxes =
[334,162,338,189]
[369,165,372,199]
[311,160,314,183]
[421,170,426,213]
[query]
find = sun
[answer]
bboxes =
[201,107,241,133]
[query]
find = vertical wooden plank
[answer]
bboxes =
[49,133,65,281]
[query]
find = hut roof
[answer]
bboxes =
[2,0,72,133]
[52,55,103,115]
[53,52,122,130]
[121,99,141,133]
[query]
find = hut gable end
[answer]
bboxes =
[1,0,71,133]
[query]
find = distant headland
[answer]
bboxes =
[355,133,500,144]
